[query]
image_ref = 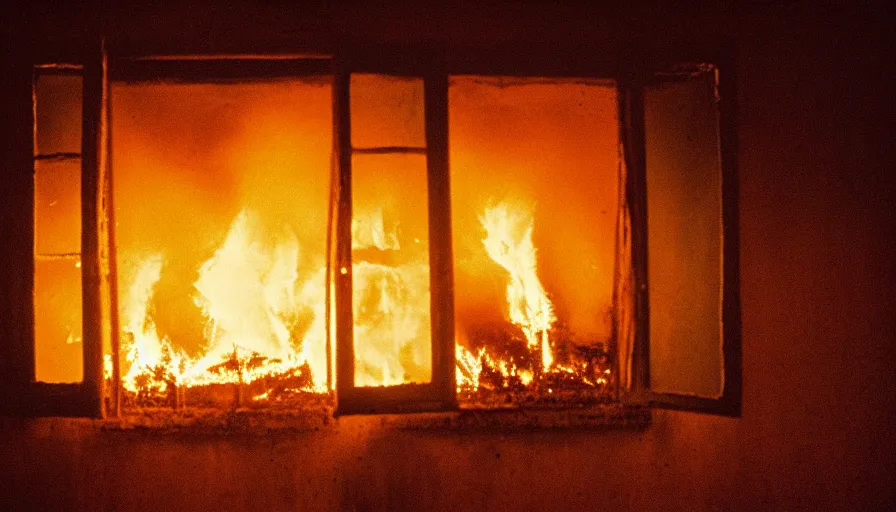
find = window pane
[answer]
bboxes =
[34,258,83,383]
[645,74,724,398]
[449,76,619,404]
[351,153,431,386]
[34,158,81,255]
[34,74,82,155]
[350,74,425,149]
[111,79,333,400]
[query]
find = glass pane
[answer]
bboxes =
[111,78,333,403]
[34,158,81,255]
[34,258,83,383]
[351,153,431,386]
[350,74,425,149]
[449,76,619,404]
[34,73,82,155]
[645,74,724,398]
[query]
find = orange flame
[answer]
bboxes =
[120,200,600,399]
[351,208,431,386]
[121,254,188,390]
[480,199,556,370]
[121,206,433,394]
[121,209,329,393]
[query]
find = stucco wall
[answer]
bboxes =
[0,4,892,511]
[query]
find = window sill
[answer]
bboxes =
[125,402,650,434]
[388,402,651,432]
[7,400,650,436]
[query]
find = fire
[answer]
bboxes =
[455,344,483,391]
[351,207,432,386]
[456,342,543,393]
[120,209,328,395]
[189,210,306,382]
[119,206,431,397]
[479,200,556,370]
[121,254,185,391]
[119,199,606,403]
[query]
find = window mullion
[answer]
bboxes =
[333,68,356,397]
[423,72,456,405]
[79,38,109,419]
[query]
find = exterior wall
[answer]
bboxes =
[1,4,892,510]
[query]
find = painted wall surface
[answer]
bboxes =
[0,4,892,511]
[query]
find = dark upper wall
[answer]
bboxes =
[1,3,893,510]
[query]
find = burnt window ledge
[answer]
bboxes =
[5,403,650,436]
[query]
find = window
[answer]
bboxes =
[109,58,334,410]
[15,43,740,419]
[19,44,114,417]
[449,76,620,409]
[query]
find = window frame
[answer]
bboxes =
[331,58,457,415]
[16,41,110,418]
[10,40,741,419]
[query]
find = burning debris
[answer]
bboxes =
[120,208,328,408]
[457,199,615,407]
[455,320,615,407]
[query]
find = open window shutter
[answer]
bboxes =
[641,64,741,416]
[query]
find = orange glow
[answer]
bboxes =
[32,74,84,384]
[99,75,618,406]
[450,77,619,400]
[112,79,332,400]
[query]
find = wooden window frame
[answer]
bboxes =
[7,41,740,419]
[16,40,110,418]
[331,57,457,415]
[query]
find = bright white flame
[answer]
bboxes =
[352,207,400,251]
[480,200,556,369]
[190,210,300,378]
[456,344,483,391]
[121,254,188,389]
[351,207,431,386]
[121,209,329,392]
